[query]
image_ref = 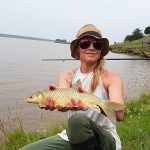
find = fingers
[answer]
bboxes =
[42,98,56,111]
[56,105,68,112]
[66,103,72,110]
[71,99,78,107]
[55,100,78,111]
[45,98,55,106]
[49,85,56,90]
[42,97,69,112]
[78,100,88,111]
[78,86,84,93]
[40,97,88,112]
[71,99,88,111]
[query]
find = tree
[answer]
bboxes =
[124,28,144,42]
[144,26,150,35]
[124,35,134,42]
[132,28,144,40]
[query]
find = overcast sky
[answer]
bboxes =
[0,0,149,44]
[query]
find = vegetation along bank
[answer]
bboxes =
[110,26,150,57]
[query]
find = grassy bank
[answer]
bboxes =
[110,36,150,57]
[117,92,150,150]
[0,93,150,150]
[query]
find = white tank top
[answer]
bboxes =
[58,68,121,150]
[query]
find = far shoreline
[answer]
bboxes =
[110,35,150,58]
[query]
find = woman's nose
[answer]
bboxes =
[88,43,94,50]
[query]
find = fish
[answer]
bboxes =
[26,81,125,125]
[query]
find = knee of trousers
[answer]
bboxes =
[67,113,93,143]
[67,113,90,130]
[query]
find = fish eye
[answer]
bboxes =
[30,95,36,98]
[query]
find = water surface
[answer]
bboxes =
[0,37,150,133]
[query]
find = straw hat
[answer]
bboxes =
[70,24,109,60]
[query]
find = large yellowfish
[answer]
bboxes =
[26,81,125,125]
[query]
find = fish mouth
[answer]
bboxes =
[25,98,31,103]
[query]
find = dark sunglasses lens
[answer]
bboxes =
[79,39,91,49]
[93,40,103,50]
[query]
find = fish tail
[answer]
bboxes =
[104,101,125,111]
[100,103,116,125]
[90,100,125,125]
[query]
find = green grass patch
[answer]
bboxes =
[117,93,150,150]
[0,122,67,150]
[0,93,149,150]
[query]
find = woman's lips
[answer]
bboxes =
[86,53,96,55]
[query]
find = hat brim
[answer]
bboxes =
[70,35,109,60]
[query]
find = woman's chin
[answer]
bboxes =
[84,57,98,63]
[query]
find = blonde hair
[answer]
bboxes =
[90,59,105,93]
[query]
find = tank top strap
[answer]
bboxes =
[71,67,79,86]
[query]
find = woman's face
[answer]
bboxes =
[78,37,102,64]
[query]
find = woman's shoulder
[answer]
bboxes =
[102,69,123,85]
[103,69,121,78]
[60,69,75,77]
[58,69,75,81]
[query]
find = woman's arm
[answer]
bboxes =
[103,71,125,121]
[57,69,74,88]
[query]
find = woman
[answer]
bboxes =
[21,24,125,150]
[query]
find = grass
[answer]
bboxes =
[0,122,67,150]
[0,93,150,150]
[117,93,150,150]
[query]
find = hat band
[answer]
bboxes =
[78,31,102,39]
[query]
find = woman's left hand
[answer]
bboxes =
[70,99,88,111]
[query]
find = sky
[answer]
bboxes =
[0,0,149,44]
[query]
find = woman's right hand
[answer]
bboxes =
[41,85,88,111]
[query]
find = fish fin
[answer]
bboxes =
[89,105,101,113]
[35,91,43,96]
[72,79,88,93]
[72,79,82,89]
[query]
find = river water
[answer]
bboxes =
[0,37,150,134]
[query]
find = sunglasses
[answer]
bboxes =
[79,39,103,50]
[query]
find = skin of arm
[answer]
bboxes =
[102,70,125,121]
[57,69,74,88]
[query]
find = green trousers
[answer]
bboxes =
[21,113,116,150]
